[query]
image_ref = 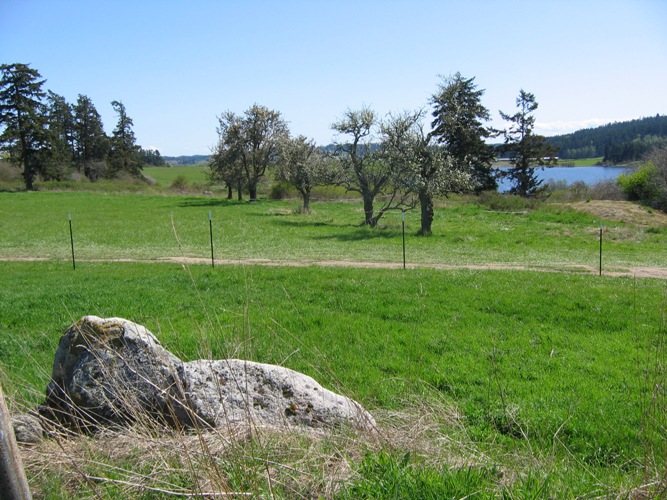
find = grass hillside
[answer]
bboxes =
[1,190,666,497]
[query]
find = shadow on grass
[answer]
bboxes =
[269,218,355,230]
[311,227,402,242]
[268,218,402,241]
[175,198,249,208]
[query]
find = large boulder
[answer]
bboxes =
[33,316,374,437]
[183,359,373,430]
[42,316,193,431]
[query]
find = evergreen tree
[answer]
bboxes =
[430,73,497,192]
[43,91,75,179]
[0,63,48,190]
[499,90,557,197]
[108,100,141,177]
[73,94,108,180]
[140,148,165,166]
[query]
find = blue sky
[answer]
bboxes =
[2,0,666,156]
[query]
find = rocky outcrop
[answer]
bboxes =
[20,316,374,440]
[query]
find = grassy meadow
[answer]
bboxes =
[1,188,667,497]
[1,191,665,270]
[143,165,211,186]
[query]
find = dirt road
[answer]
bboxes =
[2,255,666,280]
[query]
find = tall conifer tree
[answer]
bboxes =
[0,63,48,190]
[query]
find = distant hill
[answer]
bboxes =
[547,114,667,162]
[163,155,210,166]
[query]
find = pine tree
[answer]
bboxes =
[431,73,496,192]
[0,63,48,190]
[73,94,108,180]
[43,91,75,179]
[108,100,141,178]
[500,90,557,197]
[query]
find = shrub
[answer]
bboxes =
[268,181,295,200]
[0,160,21,182]
[588,179,625,200]
[170,175,189,191]
[617,163,660,202]
[475,191,540,211]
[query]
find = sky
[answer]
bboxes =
[2,0,666,156]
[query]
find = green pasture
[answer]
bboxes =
[142,165,210,186]
[1,190,666,496]
[1,191,665,271]
[1,260,666,496]
[560,157,605,166]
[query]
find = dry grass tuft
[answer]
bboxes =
[569,200,667,227]
[17,391,486,498]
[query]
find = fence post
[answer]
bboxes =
[68,212,75,270]
[401,210,406,270]
[0,383,32,499]
[208,210,215,268]
[599,221,603,276]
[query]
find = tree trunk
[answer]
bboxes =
[248,182,258,201]
[226,183,233,200]
[22,162,35,191]
[301,190,311,214]
[236,182,243,201]
[418,190,434,236]
[362,194,375,226]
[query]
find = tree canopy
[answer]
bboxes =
[431,72,496,192]
[331,107,412,226]
[278,135,331,213]
[209,104,289,201]
[499,90,557,197]
[0,63,48,190]
[0,63,157,188]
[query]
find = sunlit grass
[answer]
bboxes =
[143,165,210,186]
[2,260,666,496]
[1,191,665,270]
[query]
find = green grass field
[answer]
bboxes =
[1,190,666,497]
[1,191,665,270]
[143,165,211,186]
[559,157,605,166]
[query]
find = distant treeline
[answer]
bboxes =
[547,114,667,163]
[163,155,210,166]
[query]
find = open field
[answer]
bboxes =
[143,165,211,186]
[1,260,666,497]
[1,190,666,497]
[1,192,666,273]
[559,157,605,167]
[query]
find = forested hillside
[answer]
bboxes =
[547,114,667,162]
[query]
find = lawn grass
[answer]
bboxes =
[1,191,665,270]
[1,260,666,496]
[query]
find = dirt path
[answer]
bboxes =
[2,255,666,280]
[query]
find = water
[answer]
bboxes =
[496,166,632,192]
